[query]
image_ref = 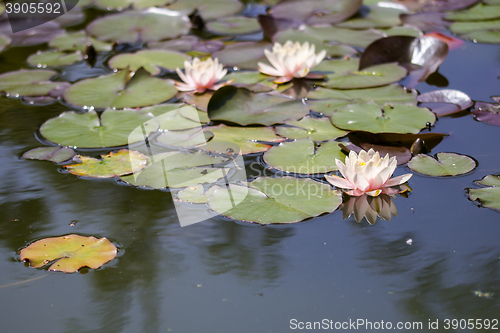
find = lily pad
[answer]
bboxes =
[450,19,500,34]
[206,16,261,35]
[156,128,213,148]
[177,184,219,203]
[445,3,500,21]
[87,9,191,43]
[331,102,435,134]
[120,151,229,189]
[108,50,190,75]
[49,31,113,52]
[475,174,500,187]
[417,89,473,116]
[202,124,285,154]
[275,116,347,141]
[65,150,148,178]
[207,177,342,224]
[94,0,172,11]
[298,25,384,48]
[273,29,358,58]
[0,34,11,52]
[468,186,500,211]
[64,69,177,109]
[40,109,158,148]
[20,234,117,273]
[22,147,76,163]
[148,36,225,53]
[212,41,272,70]
[207,86,310,126]
[315,58,407,89]
[422,0,480,12]
[271,0,362,25]
[461,30,500,43]
[167,0,243,20]
[138,104,207,130]
[27,51,83,68]
[335,5,406,29]
[408,152,477,176]
[263,139,346,174]
[347,131,448,151]
[0,69,68,97]
[472,102,500,126]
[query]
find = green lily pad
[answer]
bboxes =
[273,29,358,58]
[94,0,172,11]
[335,5,405,29]
[275,116,347,141]
[49,31,113,52]
[87,9,191,43]
[20,234,117,273]
[207,86,310,126]
[0,69,69,97]
[27,51,83,68]
[314,58,407,89]
[206,16,261,35]
[450,19,500,34]
[40,109,158,148]
[22,147,76,163]
[445,4,500,21]
[202,124,285,154]
[65,150,148,178]
[177,184,220,203]
[178,91,214,112]
[207,177,342,224]
[331,102,435,134]
[298,25,384,48]
[108,50,190,75]
[167,0,243,20]
[64,69,177,109]
[156,128,213,148]
[0,34,11,52]
[379,26,422,38]
[263,139,346,174]
[408,152,477,177]
[469,187,500,210]
[120,151,229,189]
[138,104,207,130]
[475,174,500,187]
[223,71,270,85]
[212,41,272,70]
[271,0,362,25]
[461,31,500,43]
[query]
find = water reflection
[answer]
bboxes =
[341,194,399,224]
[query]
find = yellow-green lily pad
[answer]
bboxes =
[408,152,477,177]
[27,51,83,68]
[177,184,220,203]
[275,116,347,141]
[468,174,500,211]
[49,31,113,52]
[108,50,190,75]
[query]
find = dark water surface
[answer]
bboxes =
[1,17,500,333]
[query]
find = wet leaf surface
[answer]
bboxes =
[208,177,342,224]
[331,102,435,134]
[22,147,76,163]
[177,184,220,203]
[64,69,177,109]
[408,152,477,176]
[275,116,348,141]
[20,235,117,273]
[263,139,346,174]
[27,51,83,68]
[40,109,158,148]
[108,50,190,75]
[207,86,310,126]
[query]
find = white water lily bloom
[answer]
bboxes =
[258,40,326,83]
[175,57,228,93]
[325,149,412,197]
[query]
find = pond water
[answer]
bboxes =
[1,1,500,333]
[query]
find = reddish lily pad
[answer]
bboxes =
[472,102,500,126]
[417,89,473,116]
[347,131,448,151]
[20,234,117,273]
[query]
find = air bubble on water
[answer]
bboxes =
[232,66,239,71]
[14,94,19,98]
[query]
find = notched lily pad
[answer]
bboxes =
[275,116,347,141]
[331,102,436,134]
[65,150,148,178]
[263,139,345,174]
[408,152,477,177]
[208,177,342,224]
[468,174,500,211]
[22,147,76,163]
[108,50,190,75]
[20,234,117,273]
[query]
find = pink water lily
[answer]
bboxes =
[175,57,228,93]
[258,40,326,84]
[325,149,412,197]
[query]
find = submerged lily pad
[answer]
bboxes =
[468,174,500,210]
[108,50,190,75]
[275,116,347,141]
[207,177,342,224]
[94,0,172,11]
[177,184,220,203]
[408,152,477,176]
[49,31,113,52]
[64,69,177,109]
[27,51,83,68]
[167,0,243,20]
[207,86,310,126]
[315,59,407,89]
[206,16,261,35]
[120,151,229,188]
[40,109,158,148]
[20,234,117,273]
[271,0,362,25]
[263,139,345,174]
[65,150,148,178]
[87,9,191,43]
[331,102,435,134]
[22,147,76,163]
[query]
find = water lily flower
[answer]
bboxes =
[258,40,326,84]
[325,149,412,197]
[175,57,228,93]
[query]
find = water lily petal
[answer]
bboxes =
[325,174,353,189]
[384,173,412,187]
